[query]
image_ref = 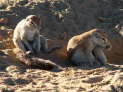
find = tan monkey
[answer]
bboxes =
[13,15,60,55]
[67,28,111,66]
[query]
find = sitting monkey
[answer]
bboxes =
[13,15,60,55]
[67,28,111,66]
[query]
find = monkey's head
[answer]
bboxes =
[91,30,112,50]
[25,15,41,29]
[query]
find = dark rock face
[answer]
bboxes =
[1,0,123,39]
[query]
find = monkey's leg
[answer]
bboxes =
[22,39,34,53]
[13,39,27,52]
[93,48,107,66]
[85,51,96,66]
[40,35,49,53]
[70,50,83,66]
[33,35,41,53]
[19,30,33,52]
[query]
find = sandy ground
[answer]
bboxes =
[0,63,123,92]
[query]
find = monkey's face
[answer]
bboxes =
[25,15,41,28]
[92,32,112,50]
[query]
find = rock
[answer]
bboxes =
[6,65,24,73]
[0,18,8,24]
[82,75,103,83]
[4,78,15,86]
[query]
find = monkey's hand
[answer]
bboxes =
[23,40,34,53]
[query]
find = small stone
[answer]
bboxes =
[0,18,8,24]
[82,75,103,83]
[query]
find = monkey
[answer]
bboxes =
[13,15,60,55]
[13,15,41,54]
[67,28,112,66]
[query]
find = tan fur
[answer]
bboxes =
[47,39,68,60]
[67,28,111,66]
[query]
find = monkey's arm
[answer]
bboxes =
[33,34,41,53]
[21,34,34,53]
[13,28,27,52]
[85,51,96,66]
[24,39,34,53]
[93,48,107,66]
[13,38,27,52]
